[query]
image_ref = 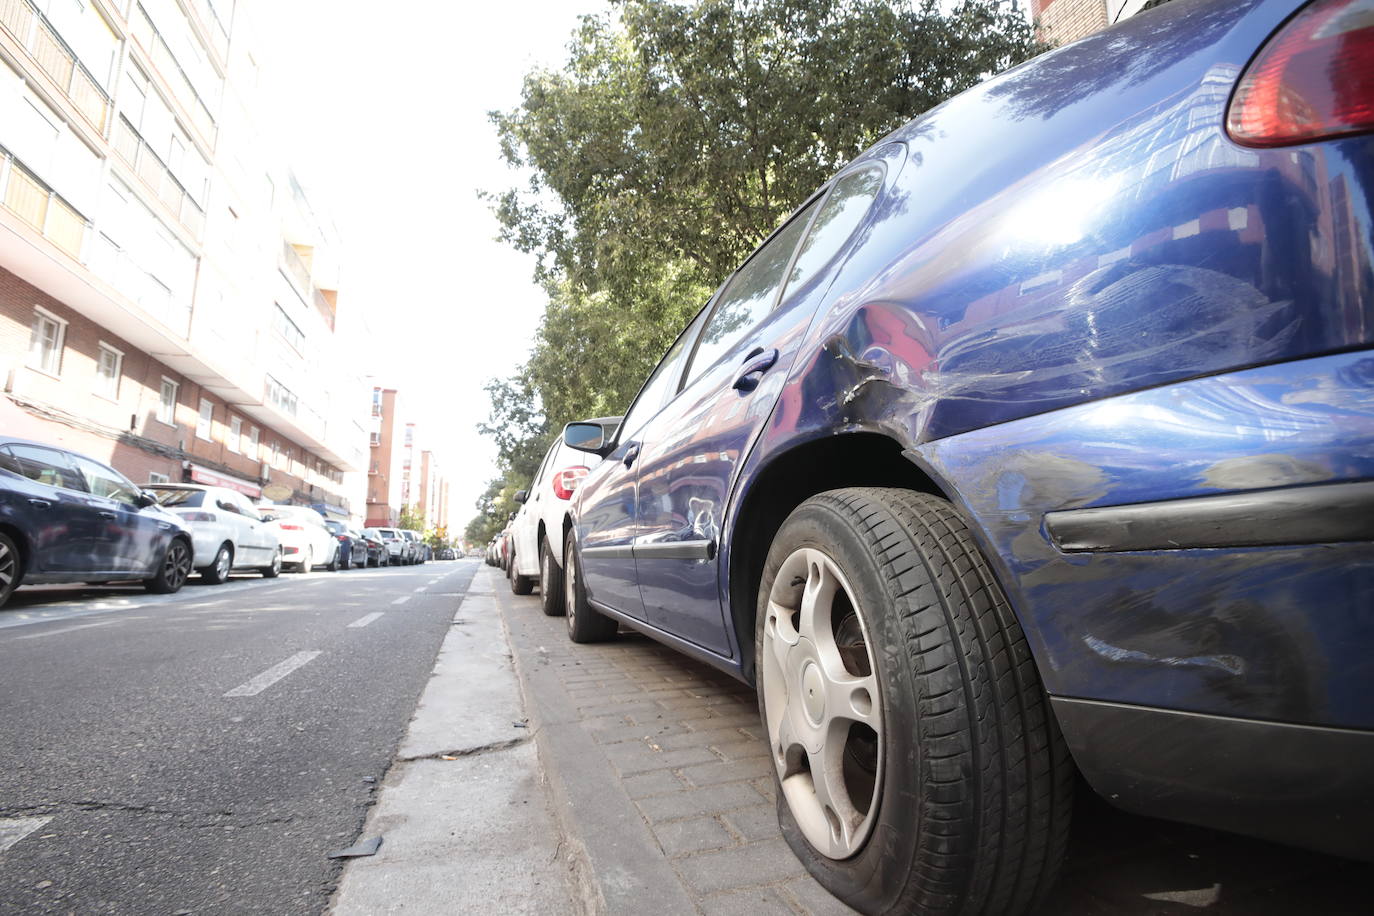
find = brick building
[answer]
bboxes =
[0,0,368,515]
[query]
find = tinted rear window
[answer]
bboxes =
[151,488,205,507]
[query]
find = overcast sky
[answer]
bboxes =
[257,0,609,529]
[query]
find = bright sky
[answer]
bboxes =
[257,0,609,529]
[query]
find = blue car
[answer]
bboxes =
[0,438,195,606]
[558,1,1374,911]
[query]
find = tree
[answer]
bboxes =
[481,0,1047,492]
[398,504,426,532]
[464,478,520,547]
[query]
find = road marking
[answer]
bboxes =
[348,612,384,628]
[413,586,426,593]
[13,619,120,641]
[224,651,321,697]
[0,816,51,855]
[392,596,409,605]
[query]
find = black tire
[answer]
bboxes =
[145,538,193,594]
[755,488,1072,916]
[509,548,535,595]
[201,543,233,584]
[539,537,565,616]
[261,549,282,578]
[563,528,617,643]
[295,546,313,573]
[326,545,340,572]
[0,532,21,609]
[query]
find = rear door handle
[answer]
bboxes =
[97,510,118,520]
[28,498,51,509]
[733,348,779,392]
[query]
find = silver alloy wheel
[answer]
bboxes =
[215,546,231,579]
[761,546,883,860]
[270,550,282,575]
[542,548,552,590]
[0,540,15,591]
[564,542,577,632]
[302,546,313,572]
[165,541,192,589]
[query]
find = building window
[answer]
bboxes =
[197,398,214,440]
[248,425,260,457]
[271,440,281,467]
[272,303,304,352]
[228,416,242,453]
[371,388,382,417]
[370,431,381,446]
[95,343,123,400]
[28,308,67,376]
[266,375,298,417]
[148,471,170,484]
[158,377,178,425]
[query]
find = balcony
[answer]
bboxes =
[112,116,205,240]
[128,3,216,145]
[0,144,87,260]
[0,0,111,132]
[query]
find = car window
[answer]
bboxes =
[0,446,23,476]
[7,444,86,492]
[231,492,258,516]
[618,312,702,441]
[780,166,884,301]
[71,455,142,505]
[153,488,205,508]
[686,197,821,383]
[325,520,345,534]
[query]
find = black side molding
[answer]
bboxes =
[1045,480,1374,552]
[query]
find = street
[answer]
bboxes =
[0,560,475,915]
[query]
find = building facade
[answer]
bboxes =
[364,385,403,527]
[0,0,368,517]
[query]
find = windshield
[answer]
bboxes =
[151,488,205,508]
[325,520,346,534]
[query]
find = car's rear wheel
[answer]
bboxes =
[145,539,193,594]
[509,547,534,595]
[755,488,1072,915]
[539,537,565,616]
[261,549,282,578]
[201,543,233,584]
[295,546,313,573]
[564,528,617,643]
[0,532,21,608]
[326,545,340,572]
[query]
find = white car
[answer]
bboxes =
[401,529,428,564]
[258,504,340,572]
[147,484,282,582]
[509,417,620,613]
[372,526,411,565]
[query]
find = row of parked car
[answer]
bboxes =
[0,434,433,609]
[485,1,1374,912]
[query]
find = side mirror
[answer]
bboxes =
[514,490,528,504]
[137,490,158,508]
[564,421,611,455]
[259,512,278,522]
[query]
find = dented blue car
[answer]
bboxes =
[556,1,1374,912]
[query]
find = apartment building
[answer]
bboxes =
[364,385,403,527]
[1031,1,1164,44]
[417,449,448,533]
[0,0,368,516]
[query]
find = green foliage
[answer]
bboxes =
[398,504,426,532]
[468,0,1046,538]
[463,478,520,547]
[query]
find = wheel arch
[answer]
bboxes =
[726,431,949,685]
[0,521,30,582]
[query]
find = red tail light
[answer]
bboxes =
[280,523,303,531]
[1228,0,1374,147]
[552,465,589,500]
[337,535,348,542]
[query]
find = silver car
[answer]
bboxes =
[148,484,282,582]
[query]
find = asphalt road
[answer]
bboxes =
[0,558,479,915]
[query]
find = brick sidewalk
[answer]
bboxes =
[493,567,1374,916]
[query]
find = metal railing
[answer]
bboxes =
[0,144,87,260]
[0,0,111,131]
[112,115,205,239]
[129,3,216,144]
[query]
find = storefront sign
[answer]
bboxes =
[187,464,263,498]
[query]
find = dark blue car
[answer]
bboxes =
[558,1,1374,911]
[0,438,195,606]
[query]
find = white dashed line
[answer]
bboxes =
[224,651,321,697]
[13,620,120,640]
[392,596,409,605]
[413,586,426,593]
[0,817,52,855]
[348,613,384,629]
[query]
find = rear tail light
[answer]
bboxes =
[552,465,590,500]
[280,523,303,531]
[179,511,215,522]
[1228,0,1374,147]
[337,535,348,542]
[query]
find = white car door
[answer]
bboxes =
[227,491,271,564]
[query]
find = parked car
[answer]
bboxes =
[401,530,429,563]
[560,2,1374,911]
[372,527,410,565]
[0,438,195,606]
[436,547,455,560]
[147,484,282,581]
[258,504,340,572]
[323,520,366,569]
[359,528,389,567]
[509,417,622,611]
